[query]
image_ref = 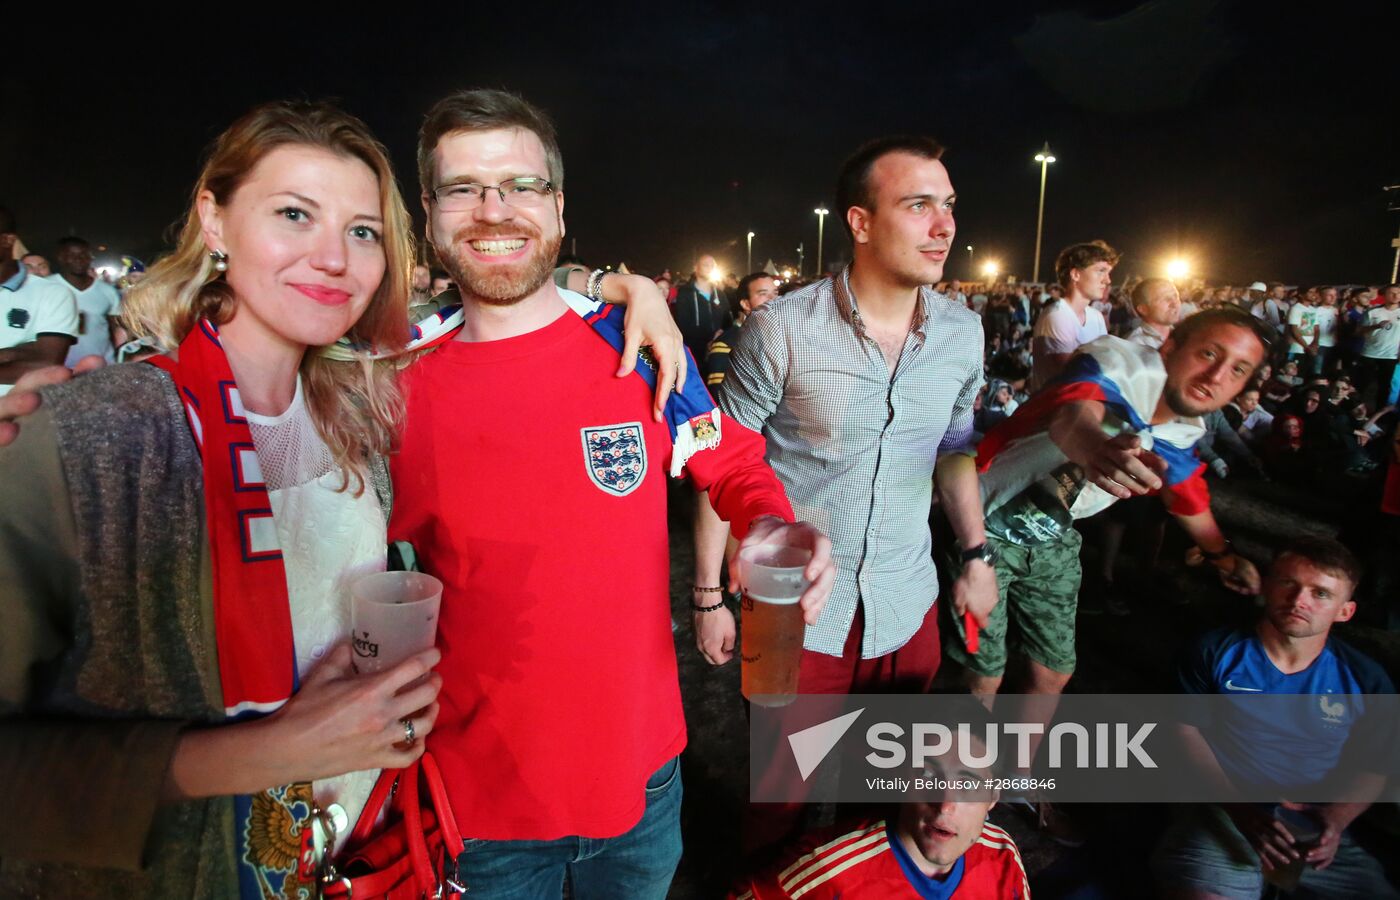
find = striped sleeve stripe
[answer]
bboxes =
[778,823,887,891]
[981,822,1014,842]
[706,373,726,385]
[734,891,755,900]
[976,824,1030,899]
[790,841,891,899]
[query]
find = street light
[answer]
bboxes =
[982,260,1000,280]
[1032,142,1056,284]
[747,231,755,272]
[814,208,830,277]
[1165,258,1191,281]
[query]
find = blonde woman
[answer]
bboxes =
[0,101,681,897]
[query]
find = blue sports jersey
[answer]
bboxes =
[1180,627,1394,791]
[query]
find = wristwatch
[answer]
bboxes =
[960,542,999,567]
[1200,540,1235,562]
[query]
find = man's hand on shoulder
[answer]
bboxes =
[610,273,686,421]
[737,515,835,626]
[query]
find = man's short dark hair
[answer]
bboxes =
[1168,306,1276,357]
[834,135,945,240]
[1131,277,1173,313]
[0,205,15,235]
[737,272,773,302]
[417,88,564,195]
[56,235,89,251]
[1274,536,1362,591]
[1054,240,1120,289]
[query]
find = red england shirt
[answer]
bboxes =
[390,301,792,840]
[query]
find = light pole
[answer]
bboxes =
[814,208,829,277]
[966,244,974,276]
[1032,142,1056,284]
[747,231,754,273]
[797,242,805,277]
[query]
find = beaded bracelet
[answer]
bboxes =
[692,584,726,613]
[586,268,607,304]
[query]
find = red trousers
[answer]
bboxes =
[744,601,941,859]
[795,601,941,694]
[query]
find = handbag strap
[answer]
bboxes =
[346,764,404,849]
[400,759,436,893]
[420,752,467,858]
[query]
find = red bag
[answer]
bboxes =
[320,753,467,898]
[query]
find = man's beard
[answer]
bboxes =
[437,222,561,307]
[1163,384,1217,418]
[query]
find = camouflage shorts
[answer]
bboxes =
[944,528,1082,678]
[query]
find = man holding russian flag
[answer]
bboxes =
[945,307,1272,699]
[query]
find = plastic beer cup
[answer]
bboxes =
[350,571,443,674]
[738,545,811,707]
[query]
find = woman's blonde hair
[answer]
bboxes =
[122,100,412,492]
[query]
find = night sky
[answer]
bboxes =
[5,0,1397,286]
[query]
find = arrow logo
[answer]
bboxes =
[787,708,865,781]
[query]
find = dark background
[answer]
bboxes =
[5,0,1397,285]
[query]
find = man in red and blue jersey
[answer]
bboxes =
[946,309,1270,699]
[1152,537,1398,898]
[734,714,1029,899]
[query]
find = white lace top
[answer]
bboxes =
[247,376,386,836]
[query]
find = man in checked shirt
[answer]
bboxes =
[692,135,996,693]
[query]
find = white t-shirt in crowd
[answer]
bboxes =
[1031,300,1106,390]
[62,277,123,366]
[1361,306,1400,360]
[1312,305,1338,348]
[1286,303,1319,354]
[0,264,78,395]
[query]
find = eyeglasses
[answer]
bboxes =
[431,177,555,212]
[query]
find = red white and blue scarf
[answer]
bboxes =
[148,321,316,899]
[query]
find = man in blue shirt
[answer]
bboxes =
[1153,537,1398,898]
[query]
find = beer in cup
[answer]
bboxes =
[1265,806,1322,891]
[350,571,443,674]
[738,545,811,707]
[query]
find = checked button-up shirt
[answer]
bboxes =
[719,267,984,658]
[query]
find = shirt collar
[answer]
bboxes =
[835,265,931,343]
[1,262,28,292]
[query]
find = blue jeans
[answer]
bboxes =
[453,756,683,899]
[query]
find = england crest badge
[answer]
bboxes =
[581,422,647,496]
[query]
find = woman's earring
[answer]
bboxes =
[209,249,229,272]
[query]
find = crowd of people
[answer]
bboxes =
[0,91,1396,900]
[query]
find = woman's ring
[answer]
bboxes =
[401,717,417,747]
